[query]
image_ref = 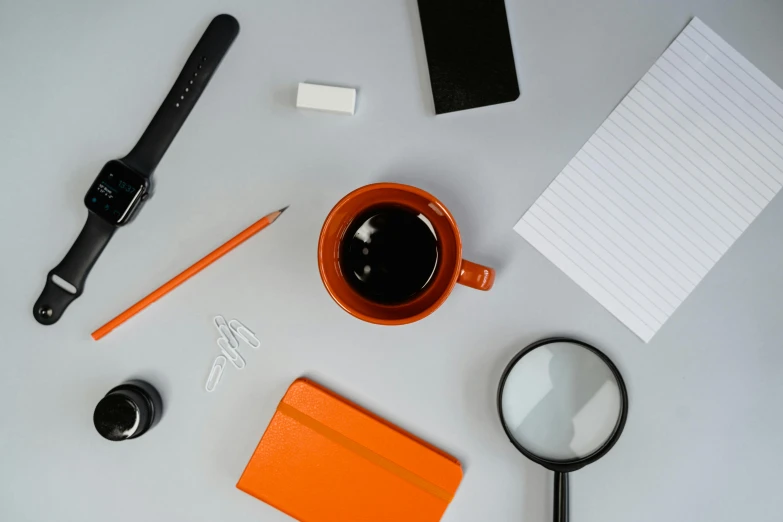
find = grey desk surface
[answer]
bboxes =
[2,0,783,521]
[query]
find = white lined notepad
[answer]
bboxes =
[514,18,783,342]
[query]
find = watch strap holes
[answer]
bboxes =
[180,58,207,106]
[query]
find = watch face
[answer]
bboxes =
[85,161,148,225]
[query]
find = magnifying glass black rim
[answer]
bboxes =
[496,337,629,474]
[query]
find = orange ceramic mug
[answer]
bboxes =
[318,183,495,325]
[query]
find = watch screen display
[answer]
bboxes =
[85,161,147,224]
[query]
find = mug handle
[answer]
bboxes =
[457,260,495,291]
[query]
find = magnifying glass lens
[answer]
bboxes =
[500,341,622,461]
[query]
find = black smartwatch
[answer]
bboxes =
[34,14,239,325]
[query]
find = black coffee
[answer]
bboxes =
[341,205,439,304]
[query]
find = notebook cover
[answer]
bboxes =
[237,378,463,522]
[417,0,520,114]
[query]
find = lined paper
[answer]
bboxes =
[514,18,783,342]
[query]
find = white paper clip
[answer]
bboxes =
[205,355,227,392]
[219,338,246,370]
[213,315,239,350]
[228,319,261,349]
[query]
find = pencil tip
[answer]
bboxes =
[268,205,289,223]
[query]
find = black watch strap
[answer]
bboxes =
[34,213,115,325]
[122,14,239,176]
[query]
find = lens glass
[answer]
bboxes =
[500,341,622,461]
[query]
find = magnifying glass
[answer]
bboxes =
[497,338,628,522]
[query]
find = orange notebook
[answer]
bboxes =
[237,378,463,522]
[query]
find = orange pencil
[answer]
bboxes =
[92,206,288,341]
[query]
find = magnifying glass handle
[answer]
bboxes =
[553,472,569,522]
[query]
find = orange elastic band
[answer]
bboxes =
[277,402,453,502]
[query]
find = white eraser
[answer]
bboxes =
[296,83,356,115]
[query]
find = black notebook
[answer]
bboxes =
[416,0,520,114]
